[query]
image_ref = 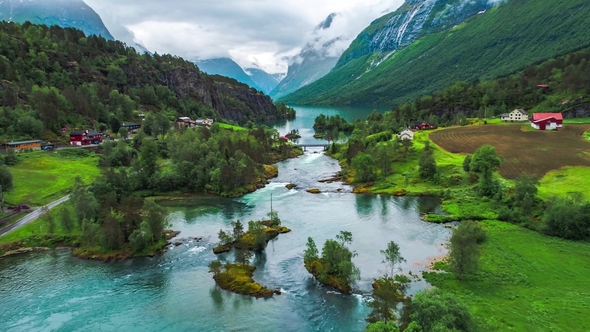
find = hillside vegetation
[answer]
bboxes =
[0,22,293,143]
[281,0,590,106]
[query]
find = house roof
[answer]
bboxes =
[532,113,563,122]
[411,121,432,126]
[501,113,509,117]
[5,140,43,146]
[122,123,141,127]
[70,130,101,136]
[514,109,528,115]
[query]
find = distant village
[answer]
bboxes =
[2,116,215,152]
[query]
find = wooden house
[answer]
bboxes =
[122,122,141,134]
[4,140,43,152]
[410,121,437,130]
[501,109,528,122]
[398,129,415,141]
[70,130,103,146]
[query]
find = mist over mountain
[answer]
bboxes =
[269,13,344,100]
[0,0,113,40]
[244,68,280,95]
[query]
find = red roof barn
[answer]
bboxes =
[531,113,563,130]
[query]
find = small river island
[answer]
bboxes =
[210,212,290,298]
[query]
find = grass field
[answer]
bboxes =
[5,150,100,206]
[370,131,466,195]
[425,220,590,331]
[563,117,590,124]
[218,123,246,131]
[538,166,590,201]
[430,124,590,179]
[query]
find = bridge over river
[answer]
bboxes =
[294,143,330,151]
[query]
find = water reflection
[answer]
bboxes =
[210,286,224,310]
[355,194,375,217]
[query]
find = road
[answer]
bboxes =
[0,195,70,238]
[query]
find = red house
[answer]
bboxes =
[411,121,438,130]
[70,130,103,146]
[531,113,563,130]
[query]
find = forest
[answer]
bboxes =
[0,21,294,143]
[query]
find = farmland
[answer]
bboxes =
[429,124,590,179]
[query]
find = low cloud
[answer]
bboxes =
[85,0,404,73]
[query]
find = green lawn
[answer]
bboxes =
[5,150,100,206]
[425,220,590,331]
[538,166,590,201]
[0,201,81,247]
[218,123,246,131]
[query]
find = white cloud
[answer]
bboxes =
[84,0,404,74]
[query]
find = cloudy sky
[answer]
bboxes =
[85,0,404,74]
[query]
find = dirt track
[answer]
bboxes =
[429,124,590,178]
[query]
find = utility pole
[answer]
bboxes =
[270,193,273,214]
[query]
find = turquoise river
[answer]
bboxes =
[0,106,450,332]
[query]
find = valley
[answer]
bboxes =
[0,0,590,330]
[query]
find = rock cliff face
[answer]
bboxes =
[0,0,114,40]
[164,67,279,124]
[337,0,495,68]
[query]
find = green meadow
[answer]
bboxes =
[425,220,590,331]
[5,150,100,206]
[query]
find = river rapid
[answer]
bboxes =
[0,106,450,332]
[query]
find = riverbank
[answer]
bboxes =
[423,220,590,331]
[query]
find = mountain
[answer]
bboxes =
[0,0,114,40]
[195,58,264,92]
[280,0,590,106]
[0,21,293,141]
[269,13,342,100]
[244,68,280,95]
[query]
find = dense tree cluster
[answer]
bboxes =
[313,114,355,131]
[68,176,167,253]
[0,21,294,142]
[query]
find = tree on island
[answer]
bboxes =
[449,221,486,280]
[304,231,360,293]
[381,241,406,278]
[208,260,222,277]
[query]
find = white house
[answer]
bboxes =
[501,109,528,122]
[398,129,415,141]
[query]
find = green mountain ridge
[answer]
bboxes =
[280,0,590,107]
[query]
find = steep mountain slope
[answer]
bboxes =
[281,0,590,106]
[0,22,293,141]
[269,13,342,100]
[0,0,114,40]
[194,58,263,92]
[244,68,280,95]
